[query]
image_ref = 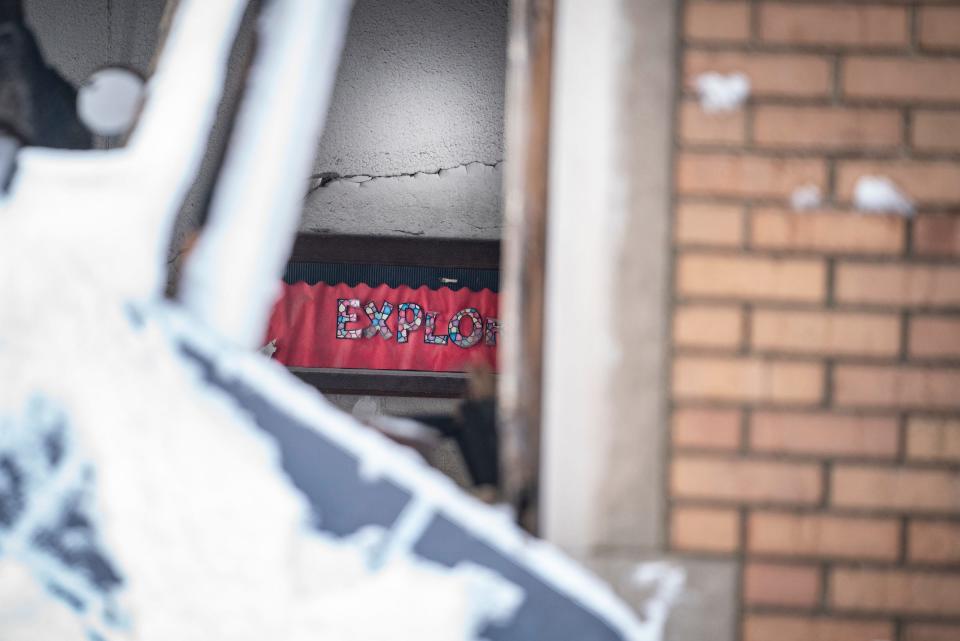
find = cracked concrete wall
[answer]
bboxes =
[303,0,507,239]
[26,0,507,241]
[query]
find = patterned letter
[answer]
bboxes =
[448,308,483,348]
[484,318,500,346]
[363,301,394,340]
[423,311,449,345]
[396,303,423,344]
[336,298,362,339]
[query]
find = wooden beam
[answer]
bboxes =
[499,0,554,531]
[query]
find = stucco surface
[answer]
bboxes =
[25,0,507,243]
[314,0,506,177]
[26,0,164,85]
[305,0,507,237]
[302,161,502,238]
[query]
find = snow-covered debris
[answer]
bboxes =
[790,184,822,212]
[694,72,750,113]
[853,175,914,217]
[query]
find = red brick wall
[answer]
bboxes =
[669,2,960,639]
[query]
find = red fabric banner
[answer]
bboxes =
[266,282,499,372]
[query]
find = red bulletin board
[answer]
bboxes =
[266,281,499,373]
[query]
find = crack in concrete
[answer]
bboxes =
[307,159,503,194]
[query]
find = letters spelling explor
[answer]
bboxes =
[336,298,498,348]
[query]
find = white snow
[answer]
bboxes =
[0,218,526,641]
[178,0,350,349]
[160,303,663,641]
[631,562,685,639]
[77,67,145,137]
[694,72,750,113]
[853,175,914,216]
[0,560,89,641]
[790,184,822,212]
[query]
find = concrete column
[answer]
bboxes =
[540,1,738,639]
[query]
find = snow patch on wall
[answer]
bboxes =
[694,72,750,113]
[790,184,822,212]
[853,175,914,217]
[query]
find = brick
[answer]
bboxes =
[744,615,893,641]
[677,253,825,302]
[834,365,960,410]
[685,50,832,98]
[837,161,960,207]
[906,417,960,462]
[835,263,960,308]
[754,105,901,151]
[684,1,750,42]
[744,562,820,607]
[832,465,960,514]
[909,521,960,564]
[673,356,824,405]
[831,568,960,615]
[750,411,899,459]
[906,624,960,641]
[919,7,960,52]
[673,304,743,349]
[751,309,900,357]
[844,57,960,102]
[912,111,960,153]
[751,208,905,255]
[913,214,960,257]
[677,153,827,199]
[675,202,743,247]
[679,101,745,145]
[670,506,740,552]
[760,4,908,48]
[672,407,742,450]
[748,512,899,561]
[909,316,960,358]
[672,456,822,504]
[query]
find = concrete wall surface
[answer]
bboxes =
[26,0,507,242]
[304,0,507,238]
[26,0,164,85]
